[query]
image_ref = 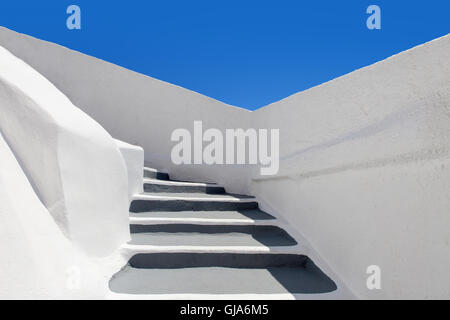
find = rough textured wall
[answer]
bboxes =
[252,34,450,299]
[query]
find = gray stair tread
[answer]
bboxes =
[129,231,296,247]
[144,167,218,184]
[144,167,160,171]
[109,264,337,295]
[143,179,225,194]
[143,167,170,180]
[137,192,254,200]
[130,194,258,212]
[144,178,219,187]
[129,209,275,221]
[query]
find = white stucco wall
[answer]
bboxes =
[0,44,130,257]
[115,139,144,199]
[0,27,253,194]
[252,35,450,299]
[0,131,127,299]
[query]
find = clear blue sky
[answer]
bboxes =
[0,1,449,110]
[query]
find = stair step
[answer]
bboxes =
[143,178,225,194]
[128,252,307,268]
[110,164,339,297]
[143,167,170,180]
[121,243,303,256]
[130,193,258,212]
[109,257,337,295]
[129,209,276,223]
[129,216,269,226]
[128,224,297,247]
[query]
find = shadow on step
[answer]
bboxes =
[109,253,337,295]
[144,183,226,194]
[130,199,258,212]
[129,224,298,247]
[129,252,307,268]
[128,209,276,221]
[236,209,275,220]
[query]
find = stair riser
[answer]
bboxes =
[128,223,298,246]
[144,183,225,194]
[143,170,170,180]
[130,199,258,212]
[128,252,308,268]
[129,209,276,221]
[130,223,291,235]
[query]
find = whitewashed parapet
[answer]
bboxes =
[0,45,130,256]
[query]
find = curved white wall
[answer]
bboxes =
[252,35,450,299]
[0,131,118,299]
[0,45,130,257]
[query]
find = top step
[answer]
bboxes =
[143,167,169,180]
[143,167,222,186]
[143,178,225,194]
